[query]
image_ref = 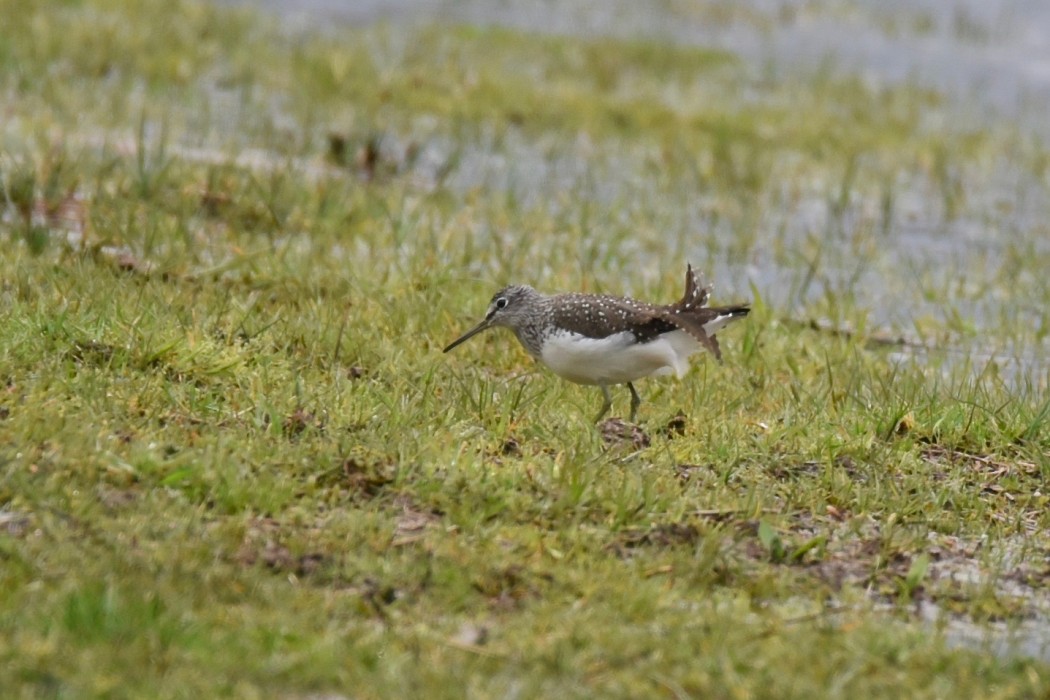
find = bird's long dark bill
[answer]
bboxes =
[443,320,490,353]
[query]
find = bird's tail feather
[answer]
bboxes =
[676,263,710,310]
[667,266,750,361]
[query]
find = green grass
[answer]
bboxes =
[1,0,1049,697]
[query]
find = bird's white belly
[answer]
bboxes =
[539,330,701,386]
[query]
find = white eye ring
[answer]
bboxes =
[495,297,509,310]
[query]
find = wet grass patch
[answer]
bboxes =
[1,0,1049,696]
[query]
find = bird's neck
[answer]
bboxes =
[511,300,552,359]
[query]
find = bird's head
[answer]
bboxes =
[443,285,540,352]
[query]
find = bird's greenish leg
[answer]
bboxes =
[594,384,612,423]
[627,382,642,423]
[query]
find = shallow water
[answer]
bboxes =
[233,0,1050,129]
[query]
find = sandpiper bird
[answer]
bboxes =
[443,265,749,422]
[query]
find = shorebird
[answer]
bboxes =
[443,265,749,422]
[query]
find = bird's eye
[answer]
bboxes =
[495,297,509,310]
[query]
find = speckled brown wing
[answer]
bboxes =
[547,293,678,341]
[547,265,747,361]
